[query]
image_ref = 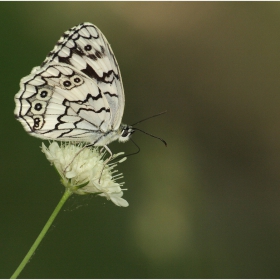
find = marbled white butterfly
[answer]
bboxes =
[14,22,134,152]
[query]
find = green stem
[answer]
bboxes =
[10,188,73,279]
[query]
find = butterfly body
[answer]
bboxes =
[15,22,134,146]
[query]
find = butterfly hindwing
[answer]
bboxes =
[15,63,113,142]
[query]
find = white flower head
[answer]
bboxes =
[41,142,128,207]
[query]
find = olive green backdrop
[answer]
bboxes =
[2,2,280,278]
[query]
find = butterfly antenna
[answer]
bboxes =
[131,111,167,126]
[133,127,167,147]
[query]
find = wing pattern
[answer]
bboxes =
[15,64,114,142]
[14,22,125,144]
[41,22,124,129]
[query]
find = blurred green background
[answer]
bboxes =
[2,2,280,278]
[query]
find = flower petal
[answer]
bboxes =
[41,142,128,207]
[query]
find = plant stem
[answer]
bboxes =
[10,189,73,279]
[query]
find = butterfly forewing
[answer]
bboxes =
[15,22,125,144]
[41,22,124,129]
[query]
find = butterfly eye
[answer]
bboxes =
[31,101,46,114]
[33,115,44,130]
[36,88,52,101]
[121,130,129,137]
[70,75,84,86]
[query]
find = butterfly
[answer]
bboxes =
[14,22,135,155]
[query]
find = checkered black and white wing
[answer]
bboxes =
[41,22,124,130]
[14,63,114,143]
[14,23,125,145]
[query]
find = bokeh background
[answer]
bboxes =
[2,2,280,278]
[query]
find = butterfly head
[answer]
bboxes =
[119,124,135,143]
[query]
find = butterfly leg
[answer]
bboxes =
[63,144,91,175]
[98,145,113,183]
[62,143,113,184]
